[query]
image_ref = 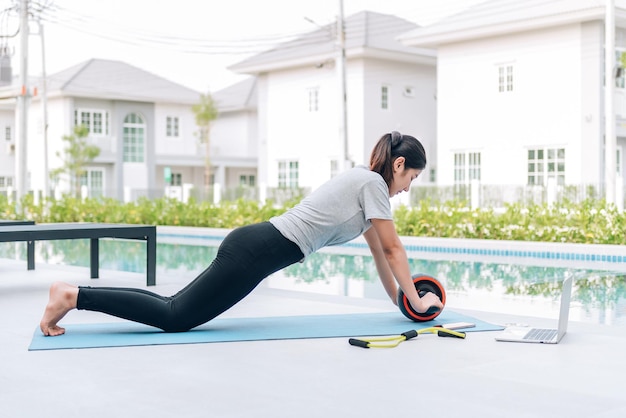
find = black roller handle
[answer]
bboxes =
[348,338,370,348]
[400,330,419,340]
[437,330,466,339]
[417,290,442,315]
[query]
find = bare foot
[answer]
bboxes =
[40,282,79,336]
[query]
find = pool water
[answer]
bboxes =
[1,238,625,326]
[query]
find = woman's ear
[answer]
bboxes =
[393,156,405,171]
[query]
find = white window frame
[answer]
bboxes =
[79,168,105,198]
[307,87,319,112]
[166,116,179,138]
[0,176,13,189]
[330,159,339,178]
[278,160,299,188]
[239,174,256,186]
[123,113,146,163]
[497,64,514,93]
[454,151,481,186]
[527,147,565,186]
[74,108,109,136]
[170,172,182,186]
[381,85,390,110]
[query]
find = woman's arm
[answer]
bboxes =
[363,227,397,304]
[369,218,443,313]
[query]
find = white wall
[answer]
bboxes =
[210,110,257,159]
[26,96,74,194]
[0,108,15,182]
[261,57,437,192]
[154,103,198,157]
[437,23,589,186]
[264,65,340,190]
[361,58,437,184]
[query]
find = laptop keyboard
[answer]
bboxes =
[523,328,558,341]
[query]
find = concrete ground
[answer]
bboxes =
[1,258,625,418]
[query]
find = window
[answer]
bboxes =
[454,152,481,185]
[166,116,179,137]
[381,85,389,109]
[5,126,10,141]
[123,113,145,163]
[454,153,465,184]
[239,175,256,186]
[330,159,339,178]
[429,168,436,183]
[615,50,626,88]
[78,169,104,198]
[308,87,319,112]
[527,148,565,186]
[0,176,12,188]
[498,65,514,92]
[169,173,182,186]
[278,161,299,188]
[617,146,623,175]
[74,109,109,135]
[468,152,481,182]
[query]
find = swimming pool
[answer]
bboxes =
[1,232,624,326]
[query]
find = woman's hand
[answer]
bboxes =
[411,291,444,313]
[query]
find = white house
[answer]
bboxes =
[209,77,258,200]
[400,0,626,202]
[229,11,438,197]
[1,58,258,201]
[11,58,204,200]
[0,100,15,193]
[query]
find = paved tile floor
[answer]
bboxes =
[1,258,625,418]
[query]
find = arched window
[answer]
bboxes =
[123,113,145,162]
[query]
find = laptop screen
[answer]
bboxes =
[557,276,573,339]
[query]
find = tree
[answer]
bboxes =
[50,125,100,196]
[192,93,218,191]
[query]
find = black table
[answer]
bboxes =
[0,220,35,226]
[0,223,157,286]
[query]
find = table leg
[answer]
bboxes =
[27,240,35,270]
[146,231,156,286]
[90,238,99,279]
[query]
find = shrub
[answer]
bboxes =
[1,195,624,245]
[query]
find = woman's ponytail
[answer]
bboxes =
[369,131,426,186]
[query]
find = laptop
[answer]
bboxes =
[495,276,573,344]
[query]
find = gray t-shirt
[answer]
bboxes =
[269,165,393,257]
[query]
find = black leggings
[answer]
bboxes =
[76,222,304,332]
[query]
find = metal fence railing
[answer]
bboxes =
[1,182,624,211]
[410,182,623,210]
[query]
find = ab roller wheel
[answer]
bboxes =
[397,274,446,322]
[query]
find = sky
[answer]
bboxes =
[0,0,486,93]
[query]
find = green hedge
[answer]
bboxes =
[1,194,624,245]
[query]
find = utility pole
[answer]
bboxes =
[605,0,616,204]
[15,0,29,199]
[337,0,349,171]
[38,19,49,199]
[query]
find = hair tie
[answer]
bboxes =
[390,131,402,146]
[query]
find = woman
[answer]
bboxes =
[40,131,443,336]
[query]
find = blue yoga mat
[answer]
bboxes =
[29,310,503,351]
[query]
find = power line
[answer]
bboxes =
[33,3,433,56]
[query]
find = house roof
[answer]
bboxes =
[229,10,435,74]
[401,0,626,47]
[44,58,201,104]
[212,77,257,112]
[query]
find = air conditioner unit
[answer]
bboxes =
[403,86,416,98]
[6,142,14,153]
